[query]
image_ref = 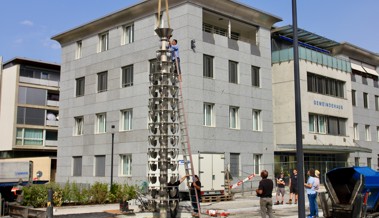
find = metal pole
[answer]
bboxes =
[47,188,53,218]
[111,132,114,189]
[292,0,305,217]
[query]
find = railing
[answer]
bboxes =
[272,47,352,73]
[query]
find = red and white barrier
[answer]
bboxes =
[229,173,256,189]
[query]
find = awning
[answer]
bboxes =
[351,62,365,72]
[276,144,372,153]
[363,66,379,77]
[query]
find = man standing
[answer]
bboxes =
[274,172,286,205]
[287,169,298,204]
[256,170,274,218]
[304,169,318,218]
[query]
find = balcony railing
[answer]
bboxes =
[272,47,352,73]
[19,77,59,87]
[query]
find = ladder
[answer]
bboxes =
[176,59,201,217]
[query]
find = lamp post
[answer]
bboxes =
[110,125,115,190]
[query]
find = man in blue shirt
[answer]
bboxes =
[304,168,318,218]
[169,38,181,81]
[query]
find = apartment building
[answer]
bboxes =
[271,26,379,173]
[0,57,59,181]
[52,0,280,185]
[332,42,379,169]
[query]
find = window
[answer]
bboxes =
[73,156,82,176]
[122,65,133,87]
[354,123,359,140]
[76,77,85,97]
[251,66,260,87]
[309,113,346,136]
[230,153,240,177]
[203,55,214,78]
[352,90,356,106]
[363,93,369,108]
[365,125,371,141]
[95,155,106,177]
[18,86,47,105]
[362,75,368,85]
[121,109,133,131]
[122,24,134,45]
[76,41,82,59]
[17,107,45,125]
[120,154,132,176]
[74,117,84,136]
[367,158,372,168]
[16,128,43,145]
[229,106,239,129]
[375,96,379,111]
[252,109,262,131]
[229,61,238,84]
[97,72,108,92]
[377,127,379,142]
[96,113,106,133]
[203,103,214,126]
[99,32,109,52]
[253,154,262,174]
[355,157,360,167]
[307,72,345,98]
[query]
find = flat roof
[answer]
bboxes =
[272,25,340,50]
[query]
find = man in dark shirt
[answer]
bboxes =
[190,175,201,217]
[167,175,187,218]
[287,168,298,204]
[256,170,274,218]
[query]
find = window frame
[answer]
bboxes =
[72,156,82,177]
[94,155,106,177]
[74,116,84,136]
[96,113,106,134]
[119,154,132,176]
[121,65,134,88]
[76,77,85,97]
[253,154,262,175]
[76,40,82,59]
[229,106,239,129]
[363,92,369,109]
[97,71,108,93]
[352,90,356,106]
[203,102,214,127]
[251,65,260,87]
[122,24,134,45]
[228,60,238,84]
[354,123,359,140]
[230,153,240,177]
[121,109,133,131]
[252,109,262,131]
[203,54,214,78]
[99,32,109,52]
[365,125,371,141]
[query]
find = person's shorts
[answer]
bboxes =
[276,187,285,196]
[290,186,298,194]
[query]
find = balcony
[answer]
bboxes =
[272,47,351,73]
[45,140,58,147]
[46,120,59,127]
[19,77,59,87]
[47,100,59,107]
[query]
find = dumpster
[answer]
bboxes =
[323,166,379,218]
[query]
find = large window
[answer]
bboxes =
[251,66,260,87]
[120,154,132,176]
[16,128,43,145]
[253,154,262,174]
[122,65,133,87]
[203,103,214,126]
[229,61,238,84]
[352,90,356,106]
[18,87,47,105]
[229,106,239,129]
[97,72,108,92]
[230,153,240,177]
[73,156,82,176]
[121,109,133,131]
[365,125,371,141]
[99,32,109,52]
[203,55,214,78]
[252,109,262,131]
[307,72,345,98]
[309,113,346,136]
[74,116,84,136]
[17,107,45,125]
[76,41,82,59]
[96,113,106,133]
[95,155,106,177]
[122,24,134,45]
[20,66,59,81]
[76,77,85,97]
[363,93,369,108]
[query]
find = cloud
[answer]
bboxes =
[20,20,34,27]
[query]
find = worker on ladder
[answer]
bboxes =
[190,175,202,217]
[168,36,182,81]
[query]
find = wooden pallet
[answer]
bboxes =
[201,195,233,203]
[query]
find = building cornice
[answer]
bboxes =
[52,0,281,45]
[332,42,379,66]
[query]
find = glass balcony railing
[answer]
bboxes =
[272,47,351,73]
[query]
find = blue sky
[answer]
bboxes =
[1,0,378,64]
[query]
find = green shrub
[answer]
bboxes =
[22,184,48,207]
[88,182,108,204]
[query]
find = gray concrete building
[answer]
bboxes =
[52,0,280,185]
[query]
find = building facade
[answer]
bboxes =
[52,0,280,185]
[0,57,60,181]
[271,26,379,175]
